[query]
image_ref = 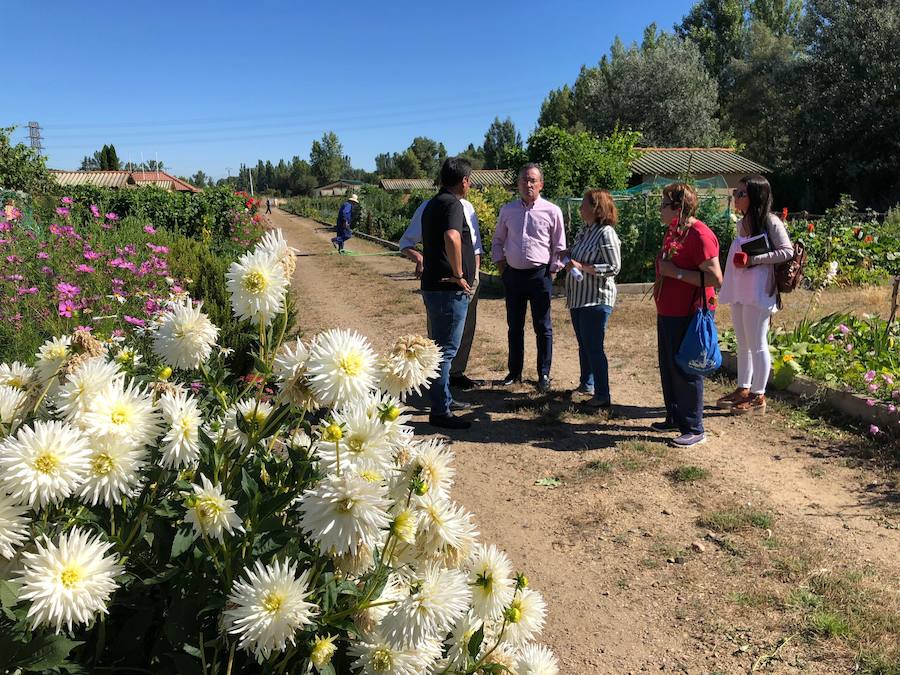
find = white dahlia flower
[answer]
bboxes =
[316,402,392,475]
[184,475,243,542]
[78,438,147,508]
[16,528,122,632]
[415,496,478,568]
[298,472,391,557]
[226,248,288,326]
[256,228,298,277]
[0,492,30,558]
[378,334,441,397]
[273,338,319,411]
[469,544,515,621]
[159,390,203,469]
[152,298,219,370]
[516,643,560,675]
[408,438,455,502]
[225,559,318,659]
[0,385,28,426]
[443,610,484,669]
[34,336,72,385]
[0,420,91,508]
[0,361,34,389]
[380,564,471,648]
[56,357,123,423]
[502,588,547,646]
[366,391,412,448]
[354,573,409,637]
[350,635,442,675]
[224,399,274,448]
[306,329,377,408]
[82,380,162,449]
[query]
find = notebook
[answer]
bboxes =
[740,233,771,256]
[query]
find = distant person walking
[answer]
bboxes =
[492,163,566,393]
[265,198,272,215]
[332,193,359,254]
[564,189,621,411]
[420,157,476,430]
[717,175,794,415]
[652,183,723,447]
[400,196,484,392]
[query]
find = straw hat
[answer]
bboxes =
[348,193,359,202]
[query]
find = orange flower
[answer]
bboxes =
[865,235,873,243]
[807,222,815,233]
[782,208,789,221]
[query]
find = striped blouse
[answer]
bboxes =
[565,223,622,309]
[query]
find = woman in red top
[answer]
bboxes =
[652,183,723,447]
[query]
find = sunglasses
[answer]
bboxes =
[732,189,747,198]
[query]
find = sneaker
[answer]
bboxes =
[574,384,595,395]
[449,375,483,390]
[716,388,750,409]
[536,375,551,394]
[650,420,678,432]
[428,414,471,430]
[330,237,339,250]
[732,394,766,415]
[583,398,611,410]
[670,432,706,447]
[449,398,472,411]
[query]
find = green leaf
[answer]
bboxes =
[14,634,82,672]
[170,527,196,559]
[0,578,20,608]
[316,664,336,675]
[241,468,259,502]
[257,403,292,441]
[534,477,562,487]
[467,625,485,662]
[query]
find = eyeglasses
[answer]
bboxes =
[732,189,747,198]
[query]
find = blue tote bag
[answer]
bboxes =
[675,273,722,377]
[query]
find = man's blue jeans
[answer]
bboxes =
[422,290,471,416]
[570,304,613,403]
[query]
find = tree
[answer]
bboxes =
[538,85,577,132]
[676,0,746,90]
[395,149,424,179]
[793,0,900,209]
[309,131,345,185]
[144,159,165,172]
[483,117,522,169]
[407,137,446,179]
[522,125,641,198]
[457,143,486,170]
[101,144,120,170]
[0,126,54,193]
[570,25,723,147]
[190,170,212,188]
[749,0,803,36]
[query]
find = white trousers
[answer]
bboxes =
[731,303,772,395]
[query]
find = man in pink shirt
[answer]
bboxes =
[492,163,566,393]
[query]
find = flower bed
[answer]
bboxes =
[0,231,557,674]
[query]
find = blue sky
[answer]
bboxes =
[7,1,692,180]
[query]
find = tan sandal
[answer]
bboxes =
[716,388,750,409]
[732,394,766,415]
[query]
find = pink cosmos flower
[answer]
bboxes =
[838,324,851,335]
[56,282,81,298]
[146,243,168,254]
[7,207,21,221]
[845,344,853,352]
[37,251,49,260]
[866,399,876,407]
[123,315,145,327]
[90,204,101,218]
[888,404,897,413]
[61,197,74,205]
[106,212,119,221]
[58,300,76,318]
[868,383,879,393]
[190,381,202,394]
[84,250,102,261]
[143,225,156,234]
[56,207,70,217]
[869,424,880,435]
[883,374,894,385]
[6,255,20,264]
[0,222,10,232]
[17,287,38,295]
[75,325,93,333]
[171,285,184,293]
[112,329,125,338]
[864,370,876,383]
[41,266,54,275]
[75,264,95,273]
[6,274,23,282]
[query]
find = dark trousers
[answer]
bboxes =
[502,265,553,378]
[657,315,705,434]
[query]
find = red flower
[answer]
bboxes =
[864,235,873,243]
[782,208,789,221]
[807,222,815,233]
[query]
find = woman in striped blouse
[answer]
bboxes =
[564,189,622,410]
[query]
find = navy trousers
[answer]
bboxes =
[657,315,705,434]
[502,265,553,379]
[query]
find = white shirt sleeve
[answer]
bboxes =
[461,199,482,255]
[399,200,428,250]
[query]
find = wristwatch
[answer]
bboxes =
[676,271,684,280]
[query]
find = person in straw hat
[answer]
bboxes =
[332,193,359,254]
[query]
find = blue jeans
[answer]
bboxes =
[422,290,471,416]
[569,304,613,403]
[502,265,553,378]
[657,315,705,435]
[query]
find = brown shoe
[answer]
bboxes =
[732,394,766,415]
[716,387,750,409]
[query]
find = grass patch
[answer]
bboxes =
[582,459,613,475]
[616,440,668,472]
[731,589,773,608]
[807,610,851,638]
[669,465,710,483]
[697,506,773,532]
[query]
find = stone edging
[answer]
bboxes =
[720,352,897,429]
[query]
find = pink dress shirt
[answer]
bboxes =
[492,197,567,273]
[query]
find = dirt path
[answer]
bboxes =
[269,209,898,673]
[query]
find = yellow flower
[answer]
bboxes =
[782,354,794,363]
[310,634,337,668]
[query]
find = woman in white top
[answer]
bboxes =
[717,175,795,414]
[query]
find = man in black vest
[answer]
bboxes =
[421,158,476,430]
